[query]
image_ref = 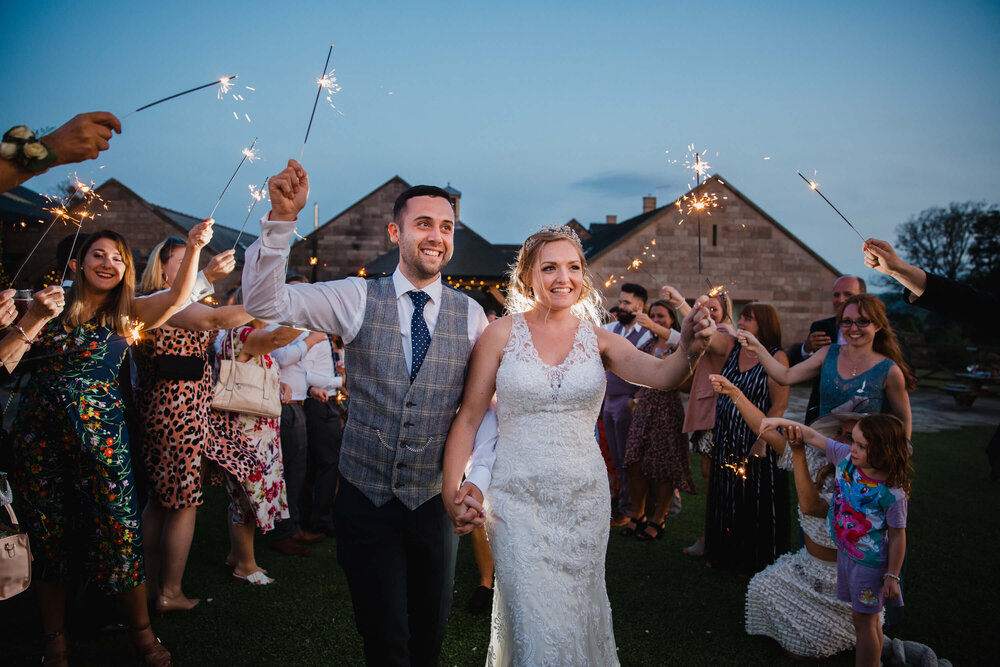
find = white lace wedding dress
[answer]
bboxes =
[485,313,619,666]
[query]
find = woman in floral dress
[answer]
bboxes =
[216,313,302,585]
[8,224,213,666]
[622,300,697,540]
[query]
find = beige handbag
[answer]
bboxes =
[211,328,281,419]
[0,475,31,600]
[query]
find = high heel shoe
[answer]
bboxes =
[619,515,646,537]
[40,629,69,666]
[130,623,172,667]
[154,595,200,615]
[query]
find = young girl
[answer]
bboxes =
[759,414,909,667]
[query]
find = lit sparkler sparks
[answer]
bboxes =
[123,317,145,345]
[231,178,270,250]
[796,171,867,242]
[207,137,259,221]
[124,75,239,118]
[302,44,338,157]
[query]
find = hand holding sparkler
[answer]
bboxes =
[735,329,766,356]
[268,159,310,222]
[679,294,715,358]
[187,219,215,251]
[759,417,828,451]
[43,112,122,165]
[708,373,741,402]
[862,238,930,298]
[203,249,237,282]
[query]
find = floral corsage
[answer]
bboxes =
[1,126,58,173]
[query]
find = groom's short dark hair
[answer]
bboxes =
[393,185,454,221]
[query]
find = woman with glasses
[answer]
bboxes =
[737,294,915,438]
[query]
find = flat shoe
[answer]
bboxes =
[683,537,705,556]
[233,570,274,586]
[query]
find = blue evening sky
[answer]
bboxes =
[3,0,998,278]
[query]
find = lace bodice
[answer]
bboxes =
[486,313,618,666]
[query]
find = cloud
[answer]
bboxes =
[571,171,670,197]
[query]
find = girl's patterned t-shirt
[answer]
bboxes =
[826,440,907,568]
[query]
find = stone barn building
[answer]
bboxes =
[583,174,841,343]
[0,179,253,299]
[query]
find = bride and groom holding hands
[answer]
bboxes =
[242,159,716,666]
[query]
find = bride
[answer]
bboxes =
[442,226,715,665]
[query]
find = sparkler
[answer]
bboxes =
[796,171,866,242]
[302,44,340,159]
[8,176,106,288]
[123,75,238,119]
[705,278,735,324]
[123,317,145,345]
[232,178,270,250]
[207,138,258,221]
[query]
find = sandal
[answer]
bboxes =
[41,629,69,666]
[636,521,664,541]
[130,623,172,667]
[233,569,274,586]
[619,516,646,537]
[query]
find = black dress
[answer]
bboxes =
[704,346,790,576]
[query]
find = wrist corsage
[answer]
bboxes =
[1,126,58,173]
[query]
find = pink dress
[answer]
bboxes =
[216,326,289,532]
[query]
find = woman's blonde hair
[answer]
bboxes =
[62,229,136,335]
[138,237,186,296]
[504,226,604,325]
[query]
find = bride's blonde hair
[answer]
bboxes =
[505,226,605,325]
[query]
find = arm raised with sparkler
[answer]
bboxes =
[598,295,715,390]
[133,220,213,330]
[737,329,826,386]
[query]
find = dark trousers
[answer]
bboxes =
[334,481,458,667]
[271,403,307,541]
[602,394,633,513]
[302,397,342,533]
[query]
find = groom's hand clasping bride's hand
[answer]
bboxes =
[679,294,715,356]
[448,482,486,535]
[268,159,309,222]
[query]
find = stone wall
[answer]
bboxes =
[589,178,841,344]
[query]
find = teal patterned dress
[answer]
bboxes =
[10,321,145,594]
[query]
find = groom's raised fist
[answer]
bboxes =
[268,159,309,221]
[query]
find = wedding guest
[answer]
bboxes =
[7,223,213,667]
[704,303,790,576]
[788,276,866,424]
[621,300,695,541]
[216,296,303,584]
[134,238,258,613]
[1,112,121,192]
[301,329,344,537]
[738,294,914,438]
[601,283,653,522]
[660,284,735,556]
[712,372,856,657]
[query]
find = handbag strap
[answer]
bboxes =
[3,503,18,531]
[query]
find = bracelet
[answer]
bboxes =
[882,573,900,582]
[1,126,58,173]
[12,324,34,345]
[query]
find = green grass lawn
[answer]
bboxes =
[2,425,997,665]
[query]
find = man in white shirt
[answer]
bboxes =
[241,160,496,666]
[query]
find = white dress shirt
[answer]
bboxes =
[271,330,311,401]
[303,336,343,394]
[242,215,498,492]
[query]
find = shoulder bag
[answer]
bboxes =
[0,473,31,600]
[211,328,281,419]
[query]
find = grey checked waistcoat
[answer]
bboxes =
[340,277,470,509]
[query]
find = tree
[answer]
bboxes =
[893,202,993,281]
[968,208,1000,289]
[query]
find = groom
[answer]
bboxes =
[242,160,496,665]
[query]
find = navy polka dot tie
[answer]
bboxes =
[409,290,431,382]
